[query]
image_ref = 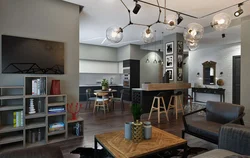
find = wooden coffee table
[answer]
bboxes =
[94,126,187,158]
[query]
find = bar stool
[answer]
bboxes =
[148,92,169,123]
[167,91,184,120]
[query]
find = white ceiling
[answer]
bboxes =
[64,0,250,48]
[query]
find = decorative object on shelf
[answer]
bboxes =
[67,103,83,120]
[211,13,231,31]
[37,128,41,141]
[105,0,245,50]
[49,122,65,132]
[124,122,132,140]
[143,121,152,140]
[101,79,109,91]
[217,79,225,87]
[32,131,36,143]
[131,104,142,122]
[29,99,36,114]
[166,42,173,55]
[132,120,144,143]
[50,80,61,95]
[32,78,46,95]
[28,130,32,143]
[73,122,82,136]
[38,99,42,113]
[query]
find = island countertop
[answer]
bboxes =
[133,83,191,91]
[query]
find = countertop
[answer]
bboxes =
[132,83,191,91]
[79,84,123,87]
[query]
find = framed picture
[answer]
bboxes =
[177,68,183,81]
[177,41,183,54]
[177,54,183,68]
[166,42,174,54]
[166,55,173,68]
[166,69,173,80]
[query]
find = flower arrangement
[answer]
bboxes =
[131,104,142,122]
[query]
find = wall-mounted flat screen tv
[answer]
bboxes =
[2,35,64,74]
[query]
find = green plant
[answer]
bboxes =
[131,104,142,122]
[101,79,109,87]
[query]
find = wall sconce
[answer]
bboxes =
[220,72,223,76]
[197,72,200,77]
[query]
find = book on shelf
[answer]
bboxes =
[48,107,65,114]
[13,111,23,127]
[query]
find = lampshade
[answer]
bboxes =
[165,14,177,30]
[211,13,231,31]
[142,27,154,43]
[186,41,199,51]
[183,23,204,42]
[106,26,123,43]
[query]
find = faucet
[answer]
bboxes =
[110,77,113,85]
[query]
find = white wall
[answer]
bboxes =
[79,44,117,61]
[188,43,241,103]
[117,45,130,61]
[0,0,79,102]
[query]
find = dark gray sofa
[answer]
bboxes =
[182,101,245,144]
[0,145,63,158]
[194,123,250,158]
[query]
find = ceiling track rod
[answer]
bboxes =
[137,0,249,19]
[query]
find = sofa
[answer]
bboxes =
[194,123,250,158]
[182,101,245,144]
[0,145,63,158]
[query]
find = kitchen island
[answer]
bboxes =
[132,83,191,114]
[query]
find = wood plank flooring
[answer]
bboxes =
[53,102,217,158]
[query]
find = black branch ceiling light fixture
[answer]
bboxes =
[106,0,249,50]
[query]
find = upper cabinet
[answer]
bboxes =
[79,60,121,74]
[203,61,216,85]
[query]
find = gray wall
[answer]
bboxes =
[80,44,117,61]
[117,45,130,61]
[0,0,79,102]
[188,43,241,103]
[241,16,250,110]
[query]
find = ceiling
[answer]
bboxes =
[64,0,250,48]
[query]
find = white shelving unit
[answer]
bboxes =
[0,76,84,153]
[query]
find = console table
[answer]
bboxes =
[192,87,225,103]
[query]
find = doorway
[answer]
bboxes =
[232,56,241,104]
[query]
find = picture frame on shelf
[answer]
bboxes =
[166,69,173,81]
[166,55,173,68]
[177,41,183,54]
[166,42,174,55]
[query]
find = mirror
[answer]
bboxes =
[202,61,216,85]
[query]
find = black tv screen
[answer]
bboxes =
[2,35,64,74]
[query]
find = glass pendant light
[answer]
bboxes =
[186,41,199,51]
[183,23,204,42]
[211,13,231,31]
[165,14,177,30]
[142,27,154,43]
[106,26,123,43]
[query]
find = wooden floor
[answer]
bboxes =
[54,102,217,158]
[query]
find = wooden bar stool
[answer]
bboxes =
[148,92,169,123]
[167,91,184,120]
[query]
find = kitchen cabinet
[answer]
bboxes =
[79,60,119,74]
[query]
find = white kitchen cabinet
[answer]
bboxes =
[79,60,119,74]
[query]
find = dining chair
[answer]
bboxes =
[111,89,124,111]
[93,92,109,114]
[85,89,96,109]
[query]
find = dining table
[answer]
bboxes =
[94,89,118,111]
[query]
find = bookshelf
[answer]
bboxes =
[0,76,84,153]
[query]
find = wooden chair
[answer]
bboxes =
[85,89,96,109]
[148,92,169,123]
[93,92,109,114]
[167,91,184,120]
[111,89,124,111]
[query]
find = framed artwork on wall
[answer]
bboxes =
[166,42,174,55]
[177,41,183,54]
[177,68,183,81]
[166,55,173,68]
[177,54,183,68]
[166,69,174,80]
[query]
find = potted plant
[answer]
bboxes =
[131,104,142,122]
[101,79,109,91]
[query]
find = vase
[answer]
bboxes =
[102,86,107,91]
[144,121,152,139]
[124,122,132,140]
[132,120,144,143]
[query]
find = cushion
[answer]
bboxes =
[186,116,222,143]
[206,101,244,124]
[193,149,239,158]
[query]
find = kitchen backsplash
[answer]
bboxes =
[79,73,123,85]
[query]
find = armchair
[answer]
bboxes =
[182,101,245,144]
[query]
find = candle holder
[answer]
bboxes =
[67,103,82,120]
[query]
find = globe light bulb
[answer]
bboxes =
[211,13,231,31]
[184,23,204,42]
[111,31,118,38]
[190,30,197,37]
[142,27,154,43]
[106,26,123,43]
[165,14,177,30]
